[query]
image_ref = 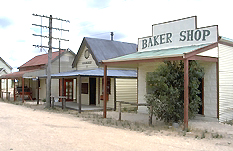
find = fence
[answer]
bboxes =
[116,101,153,126]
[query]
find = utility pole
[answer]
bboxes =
[46,15,52,108]
[32,14,69,108]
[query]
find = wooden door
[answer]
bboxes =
[64,79,73,101]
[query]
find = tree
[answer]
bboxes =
[145,60,204,124]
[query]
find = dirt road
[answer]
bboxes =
[0,101,232,151]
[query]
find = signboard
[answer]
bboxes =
[138,16,218,52]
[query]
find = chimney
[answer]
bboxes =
[110,32,114,41]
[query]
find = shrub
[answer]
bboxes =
[146,61,204,123]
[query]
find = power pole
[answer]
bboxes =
[32,14,69,108]
[46,15,52,108]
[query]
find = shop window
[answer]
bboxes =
[81,83,88,94]
[102,78,111,94]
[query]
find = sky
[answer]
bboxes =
[0,0,233,72]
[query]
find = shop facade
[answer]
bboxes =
[103,16,233,127]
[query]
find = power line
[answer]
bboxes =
[32,24,69,32]
[32,14,69,108]
[32,34,69,41]
[32,14,70,23]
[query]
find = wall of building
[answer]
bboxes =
[75,77,90,105]
[76,46,98,70]
[39,79,46,101]
[137,62,163,113]
[137,60,217,117]
[0,60,12,90]
[219,44,233,122]
[199,61,217,118]
[198,47,218,58]
[23,69,46,78]
[30,79,38,99]
[115,78,137,110]
[0,60,12,74]
[51,79,59,100]
[99,77,115,108]
[51,52,75,73]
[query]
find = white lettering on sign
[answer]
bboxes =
[138,16,218,52]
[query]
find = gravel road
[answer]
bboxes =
[0,101,232,151]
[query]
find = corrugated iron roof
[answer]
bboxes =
[19,50,65,68]
[72,37,137,67]
[85,37,137,62]
[104,44,209,62]
[0,69,39,79]
[220,36,233,42]
[39,68,137,78]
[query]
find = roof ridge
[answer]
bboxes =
[85,37,137,45]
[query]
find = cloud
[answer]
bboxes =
[0,17,13,28]
[85,0,111,9]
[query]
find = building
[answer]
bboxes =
[0,50,75,101]
[103,16,233,127]
[40,37,138,111]
[0,57,13,96]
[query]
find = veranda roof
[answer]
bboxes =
[0,69,39,79]
[104,43,209,62]
[39,68,137,79]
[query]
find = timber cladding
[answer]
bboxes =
[218,44,233,122]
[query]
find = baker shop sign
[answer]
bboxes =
[138,16,218,52]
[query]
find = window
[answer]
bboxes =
[102,78,111,94]
[81,83,88,94]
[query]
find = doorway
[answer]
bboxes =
[64,79,73,101]
[198,78,204,115]
[89,78,96,105]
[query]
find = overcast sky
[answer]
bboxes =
[1,0,233,71]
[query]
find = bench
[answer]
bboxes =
[16,86,33,101]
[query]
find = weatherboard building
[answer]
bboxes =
[103,16,233,126]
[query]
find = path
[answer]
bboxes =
[0,102,232,151]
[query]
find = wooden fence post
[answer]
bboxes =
[149,105,153,126]
[118,102,121,121]
[62,98,66,110]
[51,96,54,108]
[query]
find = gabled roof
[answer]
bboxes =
[72,37,137,67]
[0,50,76,79]
[19,50,66,68]
[0,57,13,70]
